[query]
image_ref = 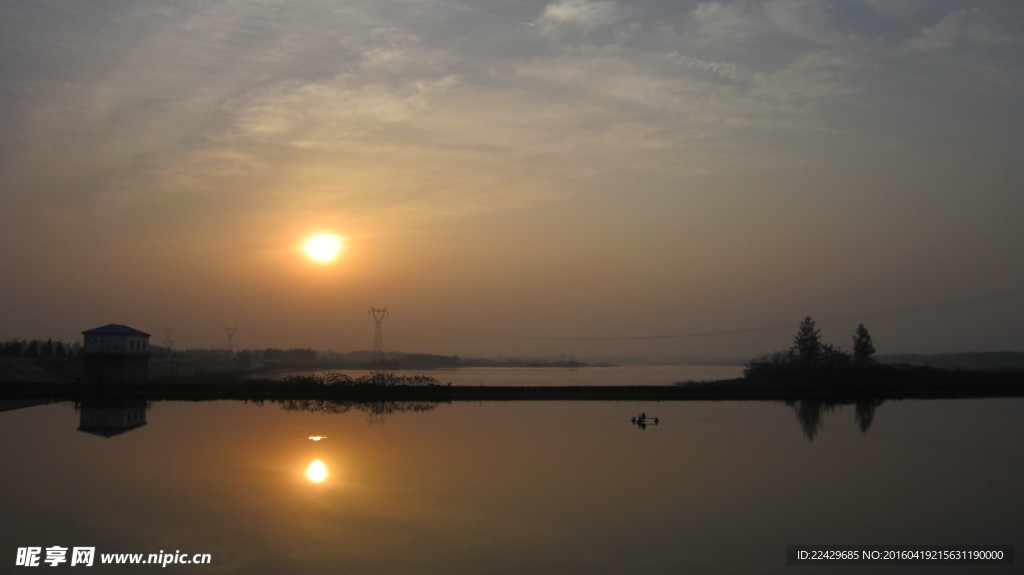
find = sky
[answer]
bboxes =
[2,0,1023,360]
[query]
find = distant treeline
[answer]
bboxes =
[256,348,591,369]
[0,338,80,358]
[147,346,591,368]
[878,352,1024,371]
[260,348,316,363]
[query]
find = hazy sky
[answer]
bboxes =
[2,0,1022,359]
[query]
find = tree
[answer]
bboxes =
[792,316,823,363]
[852,323,876,364]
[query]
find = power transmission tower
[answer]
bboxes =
[163,329,177,376]
[224,326,237,352]
[369,307,388,363]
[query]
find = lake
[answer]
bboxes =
[1,369,1021,573]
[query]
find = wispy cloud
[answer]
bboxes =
[3,1,1020,216]
[906,6,1024,53]
[535,0,622,33]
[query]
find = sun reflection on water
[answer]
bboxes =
[306,459,328,483]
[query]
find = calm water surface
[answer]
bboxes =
[1,393,1021,574]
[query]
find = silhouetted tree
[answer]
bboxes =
[0,340,13,355]
[262,348,285,361]
[852,324,876,364]
[289,348,317,363]
[820,342,852,368]
[745,317,889,380]
[792,316,823,363]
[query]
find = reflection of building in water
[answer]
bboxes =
[81,324,151,384]
[77,400,148,438]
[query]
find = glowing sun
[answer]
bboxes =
[302,234,343,263]
[306,459,328,483]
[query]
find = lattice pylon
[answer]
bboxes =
[369,307,389,362]
[224,326,237,352]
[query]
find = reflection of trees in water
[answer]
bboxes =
[281,372,439,387]
[273,398,438,424]
[784,398,885,441]
[854,399,884,433]
[786,400,833,441]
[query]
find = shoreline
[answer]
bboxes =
[2,372,1023,403]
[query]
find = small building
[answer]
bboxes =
[81,324,151,383]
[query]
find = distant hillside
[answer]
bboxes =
[878,352,1024,372]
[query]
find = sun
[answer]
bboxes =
[302,234,343,263]
[306,459,328,483]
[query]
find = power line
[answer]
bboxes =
[821,287,1024,325]
[394,286,1024,342]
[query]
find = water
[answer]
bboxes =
[271,363,745,385]
[1,382,1021,573]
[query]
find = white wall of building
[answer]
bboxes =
[83,334,149,355]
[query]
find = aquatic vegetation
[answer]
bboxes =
[279,371,439,387]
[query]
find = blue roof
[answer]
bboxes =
[82,324,151,337]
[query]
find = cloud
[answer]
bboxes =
[3,0,1022,228]
[230,77,446,143]
[688,1,762,40]
[662,52,750,82]
[905,6,1024,53]
[535,0,621,33]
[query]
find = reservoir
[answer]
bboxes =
[1,368,1020,574]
